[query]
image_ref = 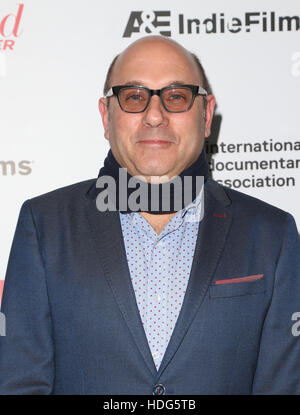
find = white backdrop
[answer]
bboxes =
[0,0,299,300]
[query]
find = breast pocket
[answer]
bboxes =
[209,274,266,299]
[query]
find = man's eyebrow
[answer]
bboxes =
[121,80,145,86]
[118,80,191,87]
[167,81,196,87]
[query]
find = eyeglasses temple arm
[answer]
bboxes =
[105,87,113,97]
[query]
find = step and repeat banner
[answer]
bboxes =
[0,0,299,302]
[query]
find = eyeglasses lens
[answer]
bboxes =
[118,87,193,113]
[162,88,192,112]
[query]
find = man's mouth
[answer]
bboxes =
[137,139,174,147]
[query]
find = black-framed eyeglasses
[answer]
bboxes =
[105,84,208,113]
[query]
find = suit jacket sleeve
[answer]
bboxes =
[0,200,54,394]
[252,213,300,394]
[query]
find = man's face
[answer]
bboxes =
[99,38,215,181]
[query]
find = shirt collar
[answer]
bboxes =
[121,185,204,222]
[181,185,203,220]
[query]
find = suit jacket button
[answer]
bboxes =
[153,384,166,395]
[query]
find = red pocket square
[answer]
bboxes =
[215,274,264,285]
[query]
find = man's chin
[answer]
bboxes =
[133,167,176,183]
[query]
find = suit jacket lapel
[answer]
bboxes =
[84,178,233,379]
[156,179,233,377]
[84,186,157,377]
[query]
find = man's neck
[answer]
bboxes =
[140,211,177,236]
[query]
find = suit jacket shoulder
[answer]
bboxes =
[205,178,295,230]
[29,178,96,209]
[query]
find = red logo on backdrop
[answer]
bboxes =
[0,3,24,51]
[0,280,4,304]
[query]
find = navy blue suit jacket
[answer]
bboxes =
[0,178,299,394]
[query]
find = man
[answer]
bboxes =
[0,36,299,395]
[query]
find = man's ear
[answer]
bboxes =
[204,95,216,138]
[98,98,110,140]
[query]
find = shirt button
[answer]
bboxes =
[155,293,161,303]
[153,384,166,395]
[152,351,159,359]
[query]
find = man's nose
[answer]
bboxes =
[142,95,168,127]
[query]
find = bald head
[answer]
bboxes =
[103,36,211,95]
[98,35,216,181]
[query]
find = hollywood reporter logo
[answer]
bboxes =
[0,3,24,76]
[0,3,24,51]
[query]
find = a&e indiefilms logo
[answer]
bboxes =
[123,11,171,37]
[123,10,300,37]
